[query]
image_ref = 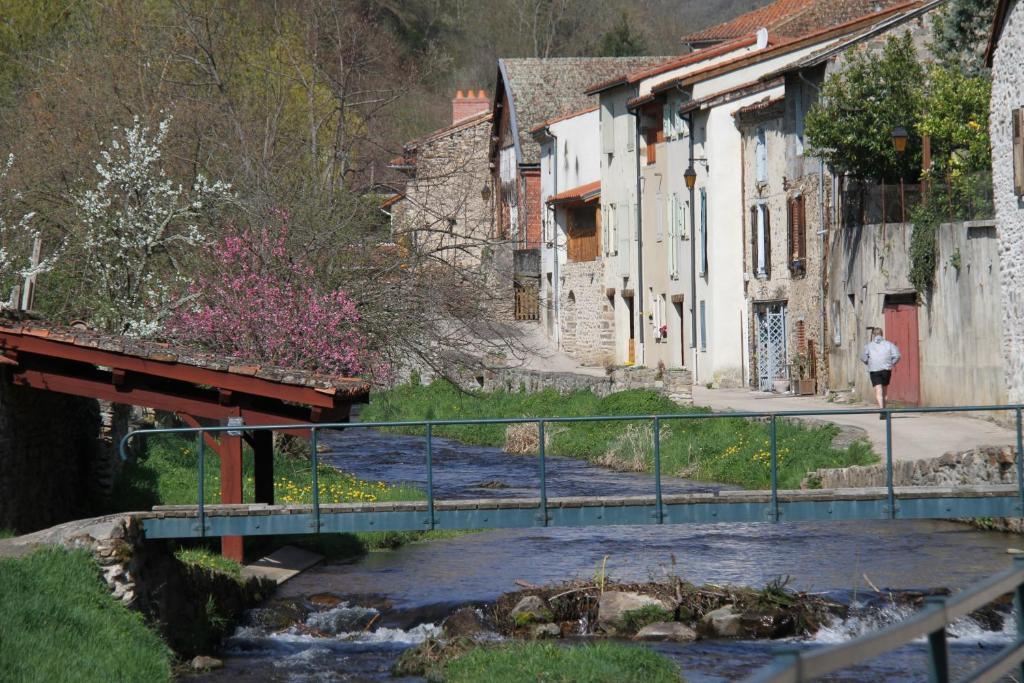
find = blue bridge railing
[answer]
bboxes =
[120,403,1024,537]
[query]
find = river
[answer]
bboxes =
[190,428,1020,682]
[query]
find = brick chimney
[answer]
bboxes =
[452,89,489,124]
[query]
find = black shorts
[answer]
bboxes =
[869,370,892,387]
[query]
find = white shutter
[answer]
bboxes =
[601,100,615,154]
[617,202,630,276]
[756,128,767,183]
[656,194,664,242]
[668,194,678,279]
[625,112,635,152]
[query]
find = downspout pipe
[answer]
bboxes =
[685,112,698,351]
[634,109,646,354]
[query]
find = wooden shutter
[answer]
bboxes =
[796,195,807,262]
[750,206,759,276]
[1014,108,1024,197]
[764,205,772,279]
[787,197,796,266]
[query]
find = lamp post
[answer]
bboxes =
[891,126,908,224]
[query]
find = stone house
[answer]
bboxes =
[530,107,614,365]
[389,91,494,271]
[989,0,1024,405]
[735,93,831,392]
[490,57,665,324]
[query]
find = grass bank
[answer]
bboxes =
[0,547,173,682]
[111,433,455,558]
[362,381,876,489]
[447,642,680,682]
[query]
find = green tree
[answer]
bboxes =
[930,0,999,74]
[918,64,991,180]
[805,32,925,182]
[599,11,648,56]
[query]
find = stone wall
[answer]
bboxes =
[0,370,109,533]
[992,0,1024,405]
[560,259,615,366]
[482,366,693,406]
[804,445,1018,489]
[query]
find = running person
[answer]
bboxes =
[860,327,901,419]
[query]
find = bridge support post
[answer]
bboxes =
[220,431,244,562]
[253,430,274,505]
[1015,556,1024,683]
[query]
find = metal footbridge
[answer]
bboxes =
[122,404,1024,540]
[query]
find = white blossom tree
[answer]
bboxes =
[74,116,232,335]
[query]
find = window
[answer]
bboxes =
[1014,108,1024,197]
[787,195,807,275]
[650,289,660,334]
[667,193,682,279]
[656,194,664,242]
[645,104,664,165]
[755,128,767,184]
[751,204,771,278]
[625,112,635,152]
[699,300,707,351]
[699,188,708,277]
[603,203,616,255]
[601,100,615,154]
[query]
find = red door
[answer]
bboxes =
[883,302,921,405]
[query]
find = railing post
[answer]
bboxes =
[924,596,949,683]
[1016,407,1023,515]
[1015,556,1024,683]
[197,432,206,538]
[426,422,435,530]
[538,420,548,526]
[885,411,896,519]
[310,427,320,533]
[772,646,802,682]
[653,416,663,524]
[770,415,779,523]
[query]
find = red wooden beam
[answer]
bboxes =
[10,368,345,432]
[0,332,363,408]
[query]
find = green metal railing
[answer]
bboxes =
[747,556,1024,683]
[119,403,1024,536]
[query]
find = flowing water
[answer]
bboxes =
[190,429,1021,682]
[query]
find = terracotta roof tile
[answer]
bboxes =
[547,180,601,205]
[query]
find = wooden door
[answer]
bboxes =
[883,302,921,405]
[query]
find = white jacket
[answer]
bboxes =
[860,337,901,372]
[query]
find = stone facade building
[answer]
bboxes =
[989,0,1024,404]
[736,93,831,392]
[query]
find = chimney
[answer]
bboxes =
[452,89,489,124]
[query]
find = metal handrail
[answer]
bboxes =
[118,403,1024,540]
[747,557,1024,683]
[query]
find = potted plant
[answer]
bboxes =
[791,352,816,395]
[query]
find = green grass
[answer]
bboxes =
[443,641,681,683]
[0,528,15,539]
[362,381,877,490]
[174,547,244,582]
[0,547,173,682]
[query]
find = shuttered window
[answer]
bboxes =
[752,204,770,279]
[699,300,707,351]
[601,100,615,154]
[668,193,680,280]
[788,195,807,275]
[1014,108,1024,197]
[755,128,767,184]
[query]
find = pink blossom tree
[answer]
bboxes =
[165,218,373,377]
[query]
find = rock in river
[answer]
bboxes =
[597,591,670,631]
[701,605,742,638]
[633,621,698,643]
[510,595,553,624]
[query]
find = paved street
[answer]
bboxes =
[692,387,1018,462]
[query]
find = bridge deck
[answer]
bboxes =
[139,485,1024,539]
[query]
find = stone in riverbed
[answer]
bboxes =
[443,607,489,638]
[701,605,742,637]
[190,656,223,670]
[510,595,553,624]
[633,621,698,642]
[530,623,561,639]
[597,592,670,631]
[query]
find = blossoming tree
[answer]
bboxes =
[0,154,62,305]
[74,116,231,335]
[165,219,372,377]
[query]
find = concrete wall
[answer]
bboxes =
[481,366,694,406]
[992,0,1024,404]
[0,373,107,533]
[826,219,1005,406]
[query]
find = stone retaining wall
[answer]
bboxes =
[803,445,1018,489]
[481,366,694,405]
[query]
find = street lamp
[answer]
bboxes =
[891,126,908,223]
[684,166,697,190]
[481,182,492,202]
